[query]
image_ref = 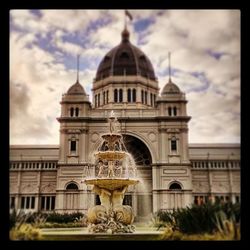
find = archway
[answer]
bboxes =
[122,134,153,218]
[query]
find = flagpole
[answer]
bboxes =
[124,10,127,29]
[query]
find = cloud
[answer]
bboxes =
[10,10,240,144]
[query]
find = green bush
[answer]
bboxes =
[45,212,84,223]
[156,202,240,235]
[10,223,42,240]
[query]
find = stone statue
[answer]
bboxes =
[92,185,112,211]
[97,160,104,178]
[112,186,128,208]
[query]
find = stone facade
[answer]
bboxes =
[9,28,240,218]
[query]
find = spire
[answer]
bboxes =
[122,10,132,42]
[76,54,80,83]
[168,52,172,82]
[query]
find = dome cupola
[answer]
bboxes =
[95,27,156,82]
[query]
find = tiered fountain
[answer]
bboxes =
[84,111,139,234]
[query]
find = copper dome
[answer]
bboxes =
[95,28,156,81]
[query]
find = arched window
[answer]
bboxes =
[132,89,136,102]
[145,91,148,104]
[169,183,182,190]
[66,183,78,190]
[127,89,131,102]
[173,107,177,116]
[114,89,118,103]
[150,93,153,106]
[141,90,144,104]
[119,89,123,102]
[168,107,172,116]
[75,107,79,117]
[70,107,74,117]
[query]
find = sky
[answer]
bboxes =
[10,9,240,145]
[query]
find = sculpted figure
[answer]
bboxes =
[92,185,112,211]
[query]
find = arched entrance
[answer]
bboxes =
[122,135,153,219]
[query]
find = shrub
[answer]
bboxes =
[9,210,43,240]
[10,223,42,241]
[45,212,84,223]
[156,202,240,235]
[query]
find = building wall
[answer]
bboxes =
[9,143,240,214]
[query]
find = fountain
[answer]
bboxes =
[84,111,139,234]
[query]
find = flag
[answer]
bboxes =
[125,10,133,21]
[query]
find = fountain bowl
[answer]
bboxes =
[84,178,139,190]
[94,151,126,161]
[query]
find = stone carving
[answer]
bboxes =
[41,183,56,193]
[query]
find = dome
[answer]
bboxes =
[95,28,156,81]
[161,80,181,95]
[67,81,86,95]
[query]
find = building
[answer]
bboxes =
[9,26,240,218]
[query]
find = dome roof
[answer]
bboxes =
[95,28,156,81]
[161,80,181,95]
[67,81,86,95]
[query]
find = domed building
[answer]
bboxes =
[9,26,240,217]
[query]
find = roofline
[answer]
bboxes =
[10,143,240,150]
[10,145,59,149]
[189,143,240,148]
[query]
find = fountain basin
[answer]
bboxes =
[84,178,139,190]
[94,151,126,161]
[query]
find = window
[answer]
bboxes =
[20,196,35,209]
[132,89,136,102]
[153,94,156,107]
[169,183,182,190]
[173,107,177,116]
[168,107,172,116]
[75,107,79,117]
[26,197,30,209]
[70,107,74,117]
[114,89,118,103]
[127,89,131,102]
[40,196,56,211]
[171,138,177,151]
[145,91,148,104]
[103,92,106,105]
[66,183,79,190]
[70,141,76,152]
[98,93,100,107]
[10,197,15,209]
[141,90,144,103]
[119,89,123,102]
[31,197,35,209]
[106,91,109,103]
[21,197,25,209]
[150,93,153,106]
[235,196,240,203]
